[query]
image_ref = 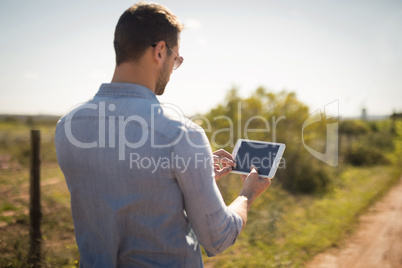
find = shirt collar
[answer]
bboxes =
[96,83,160,103]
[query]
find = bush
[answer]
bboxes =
[203,87,333,195]
[345,144,390,166]
[276,152,332,194]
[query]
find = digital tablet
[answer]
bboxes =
[231,139,286,178]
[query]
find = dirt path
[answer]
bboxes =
[307,177,402,268]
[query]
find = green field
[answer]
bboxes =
[0,111,401,267]
[0,119,79,267]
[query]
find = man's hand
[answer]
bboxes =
[213,149,236,181]
[228,166,272,231]
[239,166,271,208]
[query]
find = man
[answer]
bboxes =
[55,3,271,267]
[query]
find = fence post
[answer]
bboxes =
[29,130,41,267]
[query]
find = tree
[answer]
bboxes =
[199,87,332,194]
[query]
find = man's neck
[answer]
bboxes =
[111,62,156,93]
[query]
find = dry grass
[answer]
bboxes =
[0,160,79,267]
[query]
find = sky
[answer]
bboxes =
[0,0,401,118]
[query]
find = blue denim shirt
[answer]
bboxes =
[55,83,242,268]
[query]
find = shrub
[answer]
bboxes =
[203,87,333,195]
[345,144,390,166]
[276,151,332,194]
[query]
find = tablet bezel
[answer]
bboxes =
[231,139,286,178]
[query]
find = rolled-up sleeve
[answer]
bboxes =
[172,124,243,256]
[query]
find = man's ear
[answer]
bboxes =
[152,41,166,65]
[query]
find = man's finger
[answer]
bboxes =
[240,174,247,182]
[215,165,232,180]
[213,156,236,167]
[217,165,232,175]
[213,149,234,160]
[250,164,258,173]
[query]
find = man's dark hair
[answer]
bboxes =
[114,3,184,66]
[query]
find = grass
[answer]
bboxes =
[0,164,80,268]
[203,120,402,267]
[204,164,401,267]
[0,118,401,267]
[0,119,80,268]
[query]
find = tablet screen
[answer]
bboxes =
[232,140,281,176]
